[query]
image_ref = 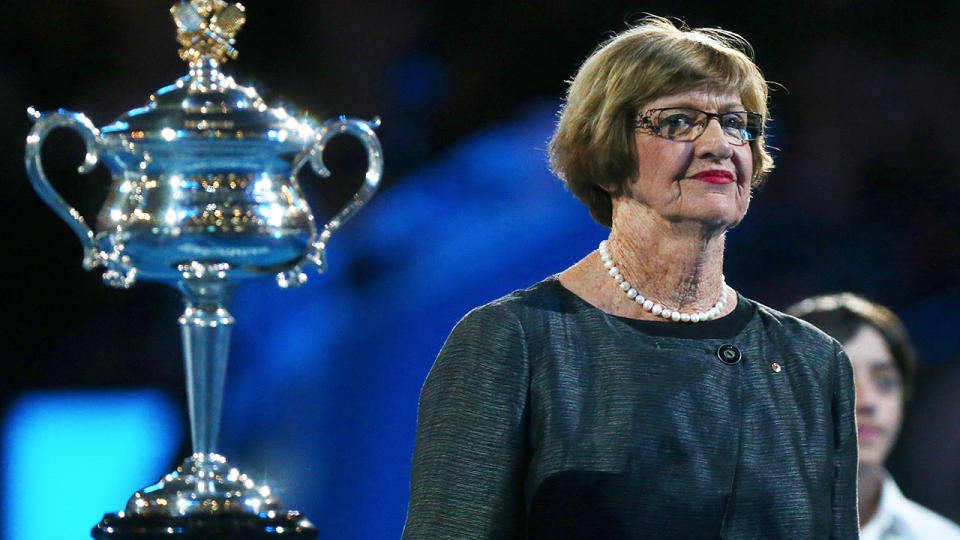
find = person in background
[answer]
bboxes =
[789,293,960,540]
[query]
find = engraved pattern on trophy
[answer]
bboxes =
[24,1,382,537]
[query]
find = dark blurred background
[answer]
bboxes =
[1,1,958,538]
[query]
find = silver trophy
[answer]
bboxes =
[25,1,382,537]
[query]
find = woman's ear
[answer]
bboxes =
[600,182,621,195]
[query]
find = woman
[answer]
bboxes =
[403,17,858,538]
[789,293,960,540]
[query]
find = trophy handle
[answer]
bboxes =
[281,116,383,288]
[25,107,106,272]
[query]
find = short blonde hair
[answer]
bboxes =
[549,16,774,227]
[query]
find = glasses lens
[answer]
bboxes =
[720,112,763,144]
[745,112,763,140]
[655,108,704,141]
[643,108,763,144]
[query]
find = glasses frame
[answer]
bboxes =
[635,107,764,146]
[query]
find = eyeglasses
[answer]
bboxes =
[635,107,763,146]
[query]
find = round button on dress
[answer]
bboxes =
[717,344,741,364]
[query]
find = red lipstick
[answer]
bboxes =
[690,170,735,184]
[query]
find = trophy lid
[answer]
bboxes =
[99,0,312,146]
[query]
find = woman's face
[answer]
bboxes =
[621,88,754,230]
[844,324,904,468]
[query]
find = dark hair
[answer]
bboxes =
[787,293,916,399]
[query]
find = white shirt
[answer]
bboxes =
[861,474,960,540]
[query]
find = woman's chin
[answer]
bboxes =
[668,206,745,231]
[666,191,747,227]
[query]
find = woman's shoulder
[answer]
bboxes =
[741,296,852,384]
[464,275,579,324]
[743,296,844,355]
[445,275,590,353]
[435,277,572,371]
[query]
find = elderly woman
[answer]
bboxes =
[403,17,858,538]
[789,294,960,539]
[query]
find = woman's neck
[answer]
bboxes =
[607,203,728,314]
[559,200,736,321]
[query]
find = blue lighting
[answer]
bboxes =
[2,390,181,540]
[99,121,130,134]
[224,99,608,537]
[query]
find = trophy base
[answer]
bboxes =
[91,511,319,539]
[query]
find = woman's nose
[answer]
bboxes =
[695,118,734,159]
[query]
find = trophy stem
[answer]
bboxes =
[178,266,234,456]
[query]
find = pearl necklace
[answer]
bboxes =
[599,240,727,323]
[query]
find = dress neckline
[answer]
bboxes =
[544,274,755,340]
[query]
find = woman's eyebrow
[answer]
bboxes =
[656,102,746,112]
[717,102,747,112]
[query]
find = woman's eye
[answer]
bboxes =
[722,115,747,130]
[663,114,693,127]
[660,114,696,136]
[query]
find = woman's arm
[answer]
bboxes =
[402,304,530,539]
[831,344,860,538]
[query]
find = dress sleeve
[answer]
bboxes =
[831,343,860,538]
[402,304,530,539]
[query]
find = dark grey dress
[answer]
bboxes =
[403,276,858,539]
